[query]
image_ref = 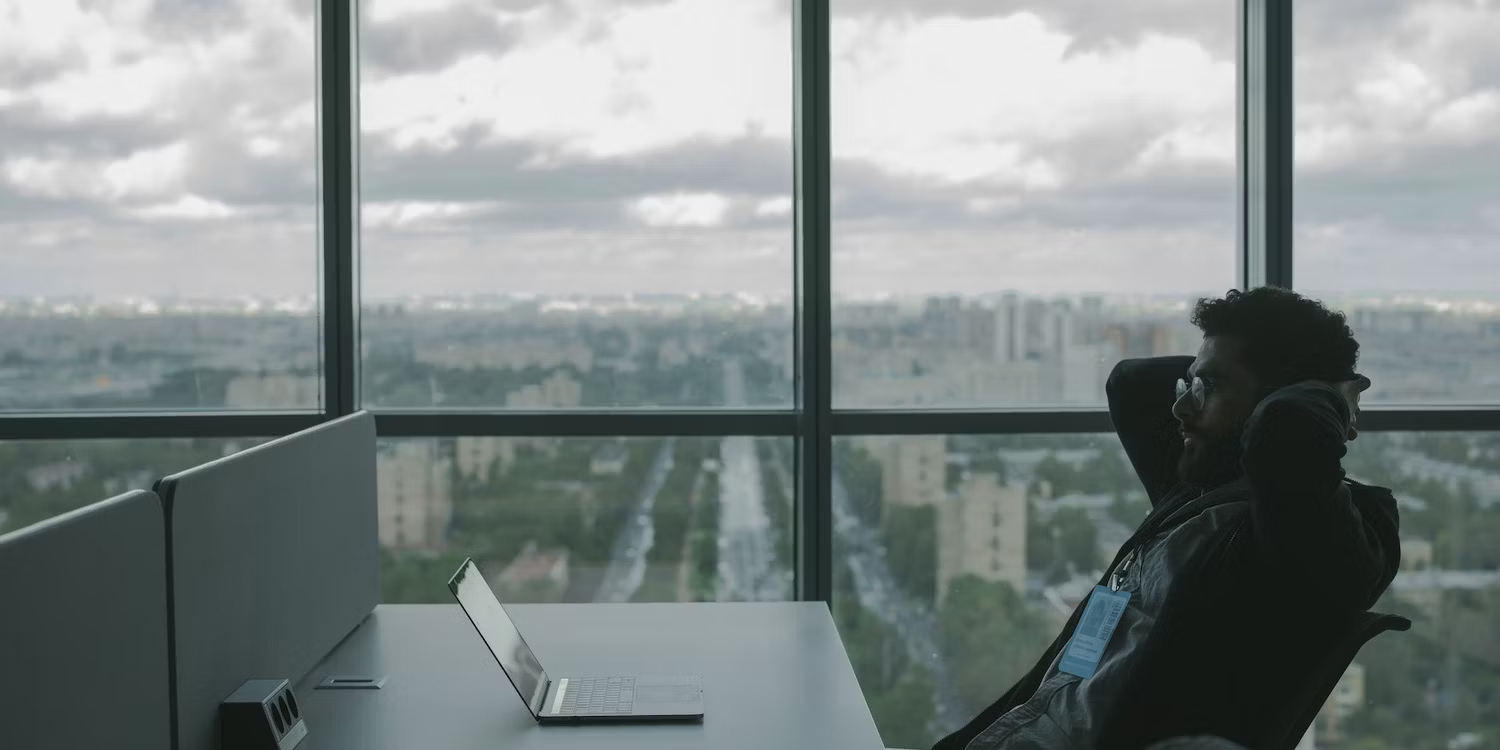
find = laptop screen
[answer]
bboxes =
[448,559,551,716]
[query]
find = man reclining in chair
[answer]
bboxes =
[935,287,1401,750]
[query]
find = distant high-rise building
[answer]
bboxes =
[455,436,516,482]
[506,370,583,408]
[25,461,89,492]
[377,441,453,550]
[495,541,571,603]
[589,441,630,476]
[937,471,1027,605]
[1061,341,1116,404]
[1401,537,1434,571]
[923,296,965,343]
[657,339,689,368]
[1153,322,1186,356]
[1314,663,1366,745]
[871,436,946,510]
[953,358,1049,404]
[1450,584,1500,668]
[958,304,999,361]
[1078,296,1105,342]
[414,337,594,372]
[1036,299,1073,357]
[996,293,1027,363]
[1104,321,1188,360]
[225,373,319,408]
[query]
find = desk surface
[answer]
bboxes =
[295,603,885,750]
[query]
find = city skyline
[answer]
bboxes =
[5,287,1500,309]
[4,288,1498,412]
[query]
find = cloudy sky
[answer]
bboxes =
[0,0,1494,301]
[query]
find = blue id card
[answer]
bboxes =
[1058,586,1131,679]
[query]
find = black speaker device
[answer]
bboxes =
[219,678,308,750]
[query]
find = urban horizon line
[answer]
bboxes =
[2,288,1499,312]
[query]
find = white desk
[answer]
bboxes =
[295,603,885,750]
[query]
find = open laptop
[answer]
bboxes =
[447,558,705,723]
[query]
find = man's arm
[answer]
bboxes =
[1241,382,1399,608]
[1107,356,1193,506]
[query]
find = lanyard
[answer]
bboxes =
[1108,547,1138,592]
[1105,483,1222,592]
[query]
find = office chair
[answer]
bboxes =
[892,612,1410,750]
[1146,738,1249,750]
[1263,610,1411,750]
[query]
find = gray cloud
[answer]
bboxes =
[360,0,689,78]
[178,120,318,206]
[0,104,175,161]
[0,0,1494,299]
[363,6,521,75]
[1297,0,1421,48]
[143,0,248,38]
[0,190,109,224]
[833,0,1236,58]
[362,121,1234,242]
[364,131,791,200]
[0,52,83,91]
[1299,136,1500,231]
[831,157,1233,233]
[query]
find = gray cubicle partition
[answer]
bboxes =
[159,411,378,750]
[0,490,172,750]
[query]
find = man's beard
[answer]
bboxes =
[1177,430,1245,489]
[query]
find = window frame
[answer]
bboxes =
[2,0,1498,604]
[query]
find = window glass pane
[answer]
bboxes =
[0,438,261,535]
[359,0,794,409]
[830,3,1237,407]
[0,2,321,410]
[1341,432,1500,747]
[379,436,793,604]
[832,434,1134,747]
[1295,1,1500,403]
[835,431,1500,748]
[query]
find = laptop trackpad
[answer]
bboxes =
[631,676,704,717]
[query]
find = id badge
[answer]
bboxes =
[1058,586,1131,679]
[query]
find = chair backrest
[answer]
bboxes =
[1147,738,1249,750]
[1270,610,1411,750]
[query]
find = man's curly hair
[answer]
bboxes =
[1191,287,1359,389]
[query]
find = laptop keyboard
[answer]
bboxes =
[561,676,635,716]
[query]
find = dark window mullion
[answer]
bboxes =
[1241,0,1294,290]
[794,0,834,604]
[319,0,361,420]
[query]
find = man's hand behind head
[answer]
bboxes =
[1331,375,1371,441]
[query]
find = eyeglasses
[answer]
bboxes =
[1174,377,1213,412]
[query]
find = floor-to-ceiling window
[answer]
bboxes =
[827,3,1238,742]
[2,2,1497,748]
[358,0,798,606]
[1293,2,1500,744]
